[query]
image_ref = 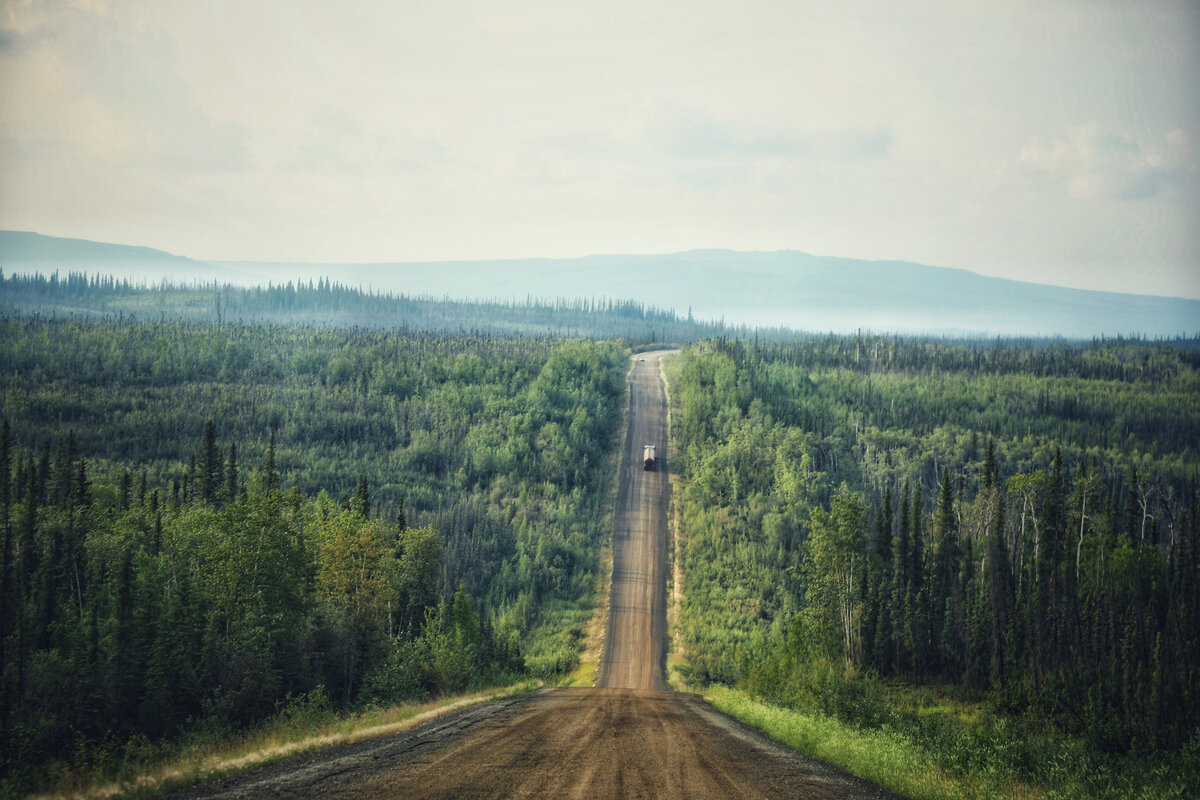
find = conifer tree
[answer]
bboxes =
[870,485,894,672]
[201,420,221,503]
[111,547,136,726]
[986,488,1011,687]
[893,482,911,672]
[355,473,370,517]
[910,483,931,676]
[265,428,279,495]
[226,443,238,500]
[50,430,77,507]
[983,437,998,492]
[36,440,50,506]
[74,460,89,508]
[933,468,961,676]
[0,418,9,520]
[119,470,131,512]
[0,418,9,721]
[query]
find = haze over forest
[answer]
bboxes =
[2,230,1197,339]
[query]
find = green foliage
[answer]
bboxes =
[670,335,1200,771]
[708,683,1200,800]
[0,318,626,793]
[0,269,731,345]
[801,487,867,665]
[363,584,523,704]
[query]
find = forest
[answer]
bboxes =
[0,268,739,344]
[666,335,1199,771]
[3,273,1199,796]
[0,316,626,788]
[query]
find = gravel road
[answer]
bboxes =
[164,351,901,799]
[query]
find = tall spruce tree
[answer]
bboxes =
[265,428,279,495]
[870,485,895,672]
[118,470,131,512]
[226,443,239,500]
[201,420,221,504]
[986,487,1011,687]
[933,467,962,676]
[982,437,998,492]
[910,483,929,676]
[894,482,912,673]
[355,473,370,517]
[0,418,9,721]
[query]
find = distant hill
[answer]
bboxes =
[0,230,193,264]
[223,250,1200,338]
[0,230,253,285]
[3,232,1198,338]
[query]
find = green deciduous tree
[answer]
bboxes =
[802,486,867,667]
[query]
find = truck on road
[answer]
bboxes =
[643,445,656,471]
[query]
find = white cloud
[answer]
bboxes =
[0,0,251,173]
[278,109,445,177]
[1018,122,1196,202]
[638,105,894,162]
[69,0,108,16]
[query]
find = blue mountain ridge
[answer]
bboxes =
[2,232,1197,338]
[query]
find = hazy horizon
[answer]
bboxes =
[1,2,1197,302]
[5,228,1200,304]
[4,231,1198,338]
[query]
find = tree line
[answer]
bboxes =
[0,418,522,767]
[0,318,628,785]
[668,336,1199,752]
[0,268,732,344]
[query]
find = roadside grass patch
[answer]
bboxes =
[561,544,611,688]
[705,684,1005,800]
[703,684,1199,800]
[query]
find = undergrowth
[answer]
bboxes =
[704,668,1200,800]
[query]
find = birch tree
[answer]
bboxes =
[802,486,866,668]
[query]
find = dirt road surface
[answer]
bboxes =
[596,351,671,691]
[166,351,900,799]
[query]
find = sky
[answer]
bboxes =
[1,0,1198,299]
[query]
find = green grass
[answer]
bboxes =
[704,684,1006,799]
[703,684,1199,800]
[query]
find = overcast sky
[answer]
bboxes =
[1,0,1198,299]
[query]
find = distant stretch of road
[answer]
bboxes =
[595,351,671,691]
[167,350,897,799]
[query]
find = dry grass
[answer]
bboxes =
[658,351,692,695]
[563,541,611,688]
[560,353,641,689]
[29,683,539,800]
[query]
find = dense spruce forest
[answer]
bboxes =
[667,336,1200,763]
[0,316,626,784]
[0,269,740,343]
[3,270,1199,795]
